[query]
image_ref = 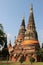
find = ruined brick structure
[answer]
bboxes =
[8,5,40,62]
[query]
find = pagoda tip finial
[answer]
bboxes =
[30,3,33,13]
[22,15,25,20]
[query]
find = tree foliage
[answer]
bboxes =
[19,54,25,63]
[30,56,35,64]
[0,24,7,47]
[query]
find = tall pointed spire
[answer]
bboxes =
[30,4,33,13]
[24,4,38,40]
[18,16,25,35]
[27,4,35,30]
[16,16,26,44]
[21,16,25,27]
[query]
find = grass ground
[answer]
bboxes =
[0,61,43,65]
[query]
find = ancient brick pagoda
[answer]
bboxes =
[8,5,40,62]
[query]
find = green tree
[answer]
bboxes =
[30,56,35,65]
[0,24,9,60]
[35,46,41,62]
[0,24,7,47]
[0,30,4,46]
[36,52,40,61]
[40,49,43,62]
[0,24,4,46]
[36,49,41,62]
[19,54,25,64]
